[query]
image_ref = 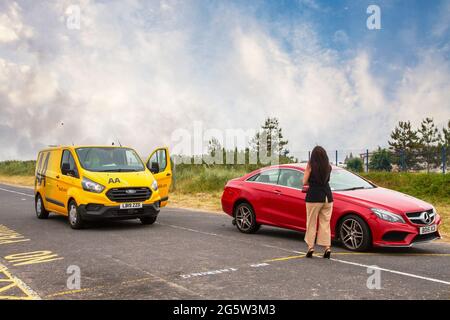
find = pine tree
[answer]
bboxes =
[417,118,442,173]
[388,121,420,170]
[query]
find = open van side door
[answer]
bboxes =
[146,147,172,207]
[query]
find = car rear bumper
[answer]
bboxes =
[78,202,160,221]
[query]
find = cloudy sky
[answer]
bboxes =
[0,0,449,161]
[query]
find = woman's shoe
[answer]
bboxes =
[323,249,331,259]
[306,248,314,258]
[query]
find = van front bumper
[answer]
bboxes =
[78,203,160,221]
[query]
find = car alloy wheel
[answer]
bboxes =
[236,205,253,232]
[340,218,364,250]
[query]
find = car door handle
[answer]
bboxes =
[56,175,60,179]
[274,189,282,194]
[166,173,171,176]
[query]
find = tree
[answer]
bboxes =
[207,137,222,157]
[346,157,364,172]
[250,117,289,163]
[417,117,442,173]
[442,120,450,148]
[369,147,392,171]
[388,121,420,170]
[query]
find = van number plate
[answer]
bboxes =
[120,203,143,210]
[419,224,436,235]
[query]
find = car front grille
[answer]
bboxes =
[405,209,435,225]
[106,187,152,203]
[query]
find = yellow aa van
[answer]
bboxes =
[34,146,172,229]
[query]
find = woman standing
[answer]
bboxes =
[302,146,333,259]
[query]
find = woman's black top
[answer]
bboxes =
[305,165,333,203]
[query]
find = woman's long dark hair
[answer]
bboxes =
[310,146,331,184]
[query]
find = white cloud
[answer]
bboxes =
[0,0,449,161]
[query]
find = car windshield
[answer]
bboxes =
[75,147,145,172]
[329,169,375,191]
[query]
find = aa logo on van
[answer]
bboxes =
[108,178,120,184]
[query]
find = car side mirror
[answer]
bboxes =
[301,185,309,193]
[149,161,160,174]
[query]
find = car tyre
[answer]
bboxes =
[140,216,157,225]
[234,202,260,234]
[35,194,49,219]
[339,214,371,251]
[68,200,84,229]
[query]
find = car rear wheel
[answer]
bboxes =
[234,202,260,234]
[68,200,84,229]
[140,216,157,225]
[35,194,49,219]
[339,214,371,251]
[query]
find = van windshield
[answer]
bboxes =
[75,147,145,172]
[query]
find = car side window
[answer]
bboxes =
[252,169,280,184]
[278,169,303,189]
[61,150,79,178]
[148,149,167,172]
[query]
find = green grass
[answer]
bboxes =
[0,160,36,176]
[361,172,450,205]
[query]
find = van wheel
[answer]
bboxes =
[339,214,371,251]
[234,202,260,234]
[35,194,49,219]
[140,216,157,225]
[68,200,84,229]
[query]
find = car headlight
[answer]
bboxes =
[82,177,105,193]
[371,208,405,223]
[151,180,158,191]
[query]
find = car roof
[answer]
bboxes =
[260,163,341,171]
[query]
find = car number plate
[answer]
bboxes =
[119,203,143,210]
[419,224,437,235]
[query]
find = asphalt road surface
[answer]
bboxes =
[0,183,449,300]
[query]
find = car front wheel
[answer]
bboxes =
[339,214,371,251]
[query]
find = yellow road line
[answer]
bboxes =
[264,255,305,262]
[45,277,155,299]
[0,263,41,300]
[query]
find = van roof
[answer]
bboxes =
[38,145,135,153]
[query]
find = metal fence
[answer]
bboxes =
[298,146,448,174]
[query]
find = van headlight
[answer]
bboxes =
[151,180,158,191]
[82,177,105,193]
[371,208,405,223]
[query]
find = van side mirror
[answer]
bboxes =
[301,185,309,193]
[149,162,160,174]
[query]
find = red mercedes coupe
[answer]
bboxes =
[221,164,441,251]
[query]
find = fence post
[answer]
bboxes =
[401,150,406,171]
[443,146,447,174]
[366,149,369,172]
[336,150,338,166]
[308,151,311,161]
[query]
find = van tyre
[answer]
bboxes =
[140,216,157,225]
[234,202,260,234]
[339,214,371,251]
[35,194,49,219]
[68,200,84,229]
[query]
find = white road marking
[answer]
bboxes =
[0,187,34,198]
[330,258,450,286]
[158,222,450,286]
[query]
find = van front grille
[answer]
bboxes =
[106,187,152,202]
